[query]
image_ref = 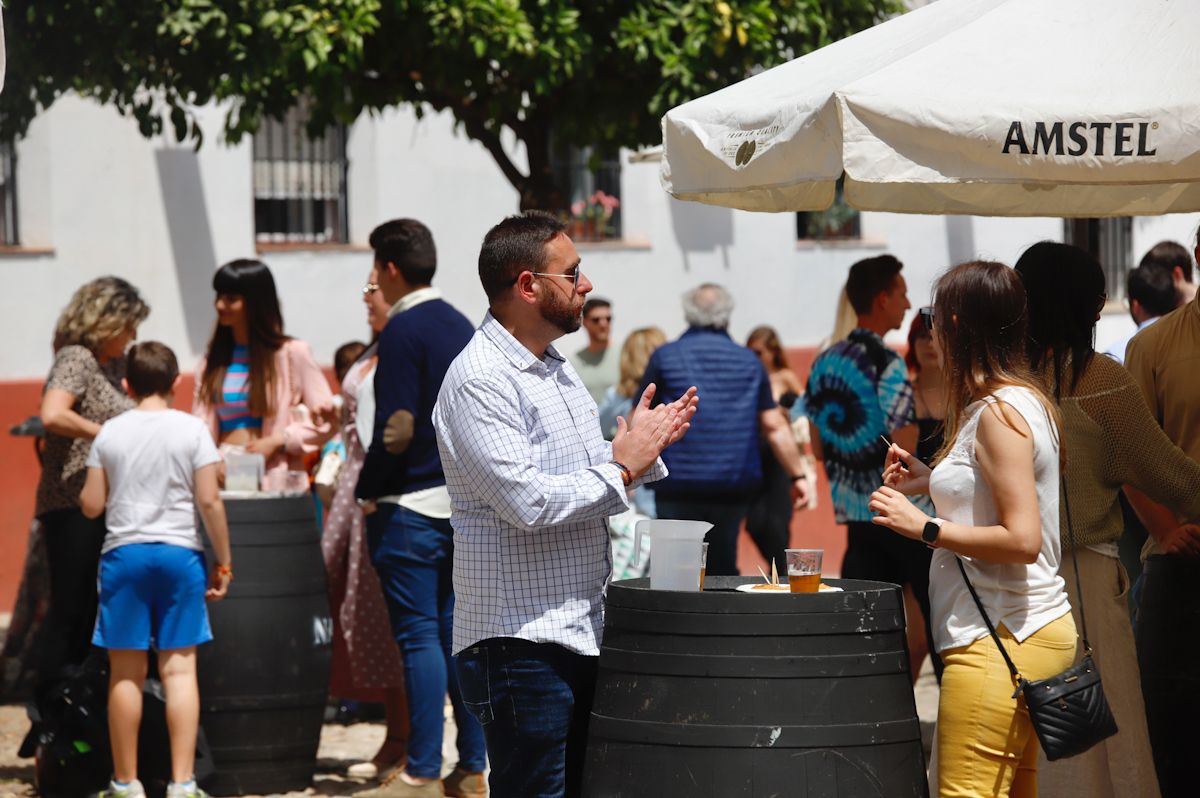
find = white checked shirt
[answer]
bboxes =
[434,312,666,656]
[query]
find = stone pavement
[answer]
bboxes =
[0,696,477,798]
[0,611,940,797]
[2,673,938,797]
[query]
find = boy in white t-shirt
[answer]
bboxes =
[80,341,233,798]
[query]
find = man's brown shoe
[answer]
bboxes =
[360,772,444,798]
[442,767,487,798]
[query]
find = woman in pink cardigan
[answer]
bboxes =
[194,259,334,489]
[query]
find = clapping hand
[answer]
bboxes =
[612,384,699,476]
[881,443,931,496]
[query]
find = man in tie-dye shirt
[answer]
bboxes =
[806,255,941,679]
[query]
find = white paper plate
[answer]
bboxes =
[734,583,843,593]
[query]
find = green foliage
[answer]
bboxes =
[2,0,901,207]
[1,0,380,143]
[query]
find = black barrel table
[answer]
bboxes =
[198,494,332,795]
[584,576,927,797]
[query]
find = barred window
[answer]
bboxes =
[253,103,348,244]
[552,144,622,242]
[0,141,18,246]
[1063,218,1132,302]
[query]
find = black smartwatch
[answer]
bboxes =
[921,518,944,545]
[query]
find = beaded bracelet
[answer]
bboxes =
[611,461,634,487]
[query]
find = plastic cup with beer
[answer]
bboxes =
[786,549,823,593]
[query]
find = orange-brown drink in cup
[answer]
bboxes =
[786,549,823,593]
[699,542,709,591]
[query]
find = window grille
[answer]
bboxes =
[0,141,19,246]
[253,103,348,244]
[1063,218,1132,302]
[552,144,622,241]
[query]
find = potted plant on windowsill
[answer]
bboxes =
[569,191,621,241]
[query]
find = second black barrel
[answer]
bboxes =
[584,576,927,797]
[198,494,332,795]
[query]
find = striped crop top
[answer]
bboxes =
[216,345,263,434]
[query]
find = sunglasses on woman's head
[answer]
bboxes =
[919,306,935,331]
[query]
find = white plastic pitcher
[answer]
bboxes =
[634,520,713,592]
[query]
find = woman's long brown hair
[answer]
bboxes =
[199,259,289,417]
[746,325,789,372]
[932,261,1063,466]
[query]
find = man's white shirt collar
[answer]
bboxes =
[388,286,442,318]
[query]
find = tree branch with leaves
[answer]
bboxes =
[3,0,901,210]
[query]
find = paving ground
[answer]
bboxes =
[0,614,939,797]
[0,698,470,798]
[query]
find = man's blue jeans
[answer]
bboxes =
[366,504,486,778]
[455,638,599,798]
[656,498,749,576]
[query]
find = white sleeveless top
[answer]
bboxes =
[928,386,1071,653]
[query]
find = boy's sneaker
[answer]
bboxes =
[443,767,487,797]
[97,780,146,798]
[166,780,209,798]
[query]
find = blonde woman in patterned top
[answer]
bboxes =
[1017,242,1200,798]
[37,276,149,690]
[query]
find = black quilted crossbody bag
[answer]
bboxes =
[955,476,1118,760]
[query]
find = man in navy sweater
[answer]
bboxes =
[640,283,809,576]
[355,219,485,798]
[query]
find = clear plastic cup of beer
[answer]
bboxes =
[786,549,823,593]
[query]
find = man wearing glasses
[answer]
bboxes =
[574,297,618,406]
[355,218,487,798]
[433,211,698,798]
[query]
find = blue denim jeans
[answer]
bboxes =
[655,498,748,576]
[366,504,486,778]
[455,639,599,798]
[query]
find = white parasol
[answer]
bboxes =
[661,0,1200,217]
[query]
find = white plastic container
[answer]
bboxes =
[224,452,265,492]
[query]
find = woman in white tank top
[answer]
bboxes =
[868,261,1076,798]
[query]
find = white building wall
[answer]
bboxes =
[1,95,1197,380]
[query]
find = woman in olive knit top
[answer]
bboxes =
[1016,242,1200,798]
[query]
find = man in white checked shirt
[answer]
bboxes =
[433,212,698,798]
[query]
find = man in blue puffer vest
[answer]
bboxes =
[639,283,810,575]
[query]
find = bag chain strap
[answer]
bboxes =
[955,473,1090,695]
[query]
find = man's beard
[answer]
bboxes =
[540,289,582,334]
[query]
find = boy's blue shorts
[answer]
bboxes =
[93,543,213,651]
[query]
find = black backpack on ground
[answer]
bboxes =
[31,652,214,798]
